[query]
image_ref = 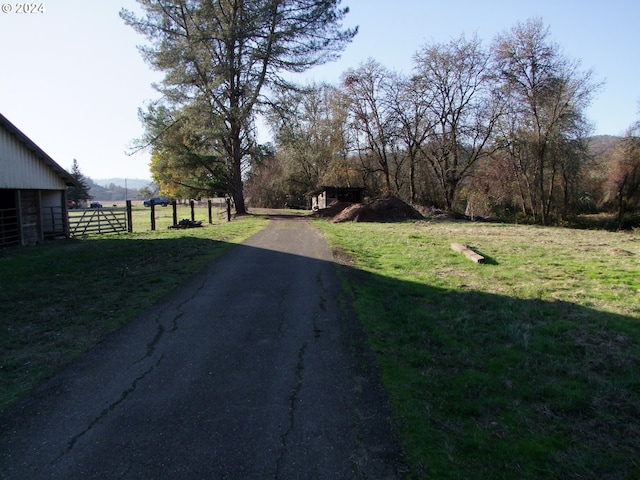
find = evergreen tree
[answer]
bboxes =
[67,159,92,206]
[122,0,357,215]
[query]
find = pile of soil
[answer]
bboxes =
[331,197,424,223]
[312,201,353,218]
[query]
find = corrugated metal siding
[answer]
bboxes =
[0,127,67,190]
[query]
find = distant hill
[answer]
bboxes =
[588,135,622,158]
[94,178,152,189]
[88,178,157,202]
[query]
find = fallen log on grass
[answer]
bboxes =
[451,243,485,264]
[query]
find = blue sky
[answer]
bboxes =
[1,0,638,181]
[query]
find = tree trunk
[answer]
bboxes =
[409,155,416,204]
[560,169,570,222]
[230,149,247,215]
[538,159,547,225]
[616,174,628,229]
[228,91,248,215]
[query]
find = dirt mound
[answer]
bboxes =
[332,197,425,223]
[312,201,353,218]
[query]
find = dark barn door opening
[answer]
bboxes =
[0,189,19,246]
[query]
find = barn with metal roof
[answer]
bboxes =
[0,113,78,246]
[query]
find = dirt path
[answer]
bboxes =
[0,215,404,479]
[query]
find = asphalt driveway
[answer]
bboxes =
[0,215,404,479]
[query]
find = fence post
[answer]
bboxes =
[208,200,213,224]
[190,200,195,221]
[126,200,133,233]
[172,201,177,227]
[150,203,156,231]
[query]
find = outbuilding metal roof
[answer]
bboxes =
[0,112,78,188]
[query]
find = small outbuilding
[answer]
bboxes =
[0,113,78,246]
[311,187,365,210]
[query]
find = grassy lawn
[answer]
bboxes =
[0,214,268,413]
[316,219,640,479]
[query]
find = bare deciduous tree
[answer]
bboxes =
[343,59,402,197]
[604,121,640,227]
[266,83,352,196]
[390,73,435,203]
[413,34,501,211]
[493,18,600,224]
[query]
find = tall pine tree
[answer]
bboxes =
[66,159,92,207]
[122,0,357,214]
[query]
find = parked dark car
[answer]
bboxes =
[143,197,170,207]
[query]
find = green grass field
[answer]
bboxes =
[316,219,640,479]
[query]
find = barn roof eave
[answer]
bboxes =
[0,112,80,189]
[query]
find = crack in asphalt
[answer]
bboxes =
[55,276,213,463]
[275,342,307,479]
[144,321,165,359]
[135,275,208,365]
[58,354,164,461]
